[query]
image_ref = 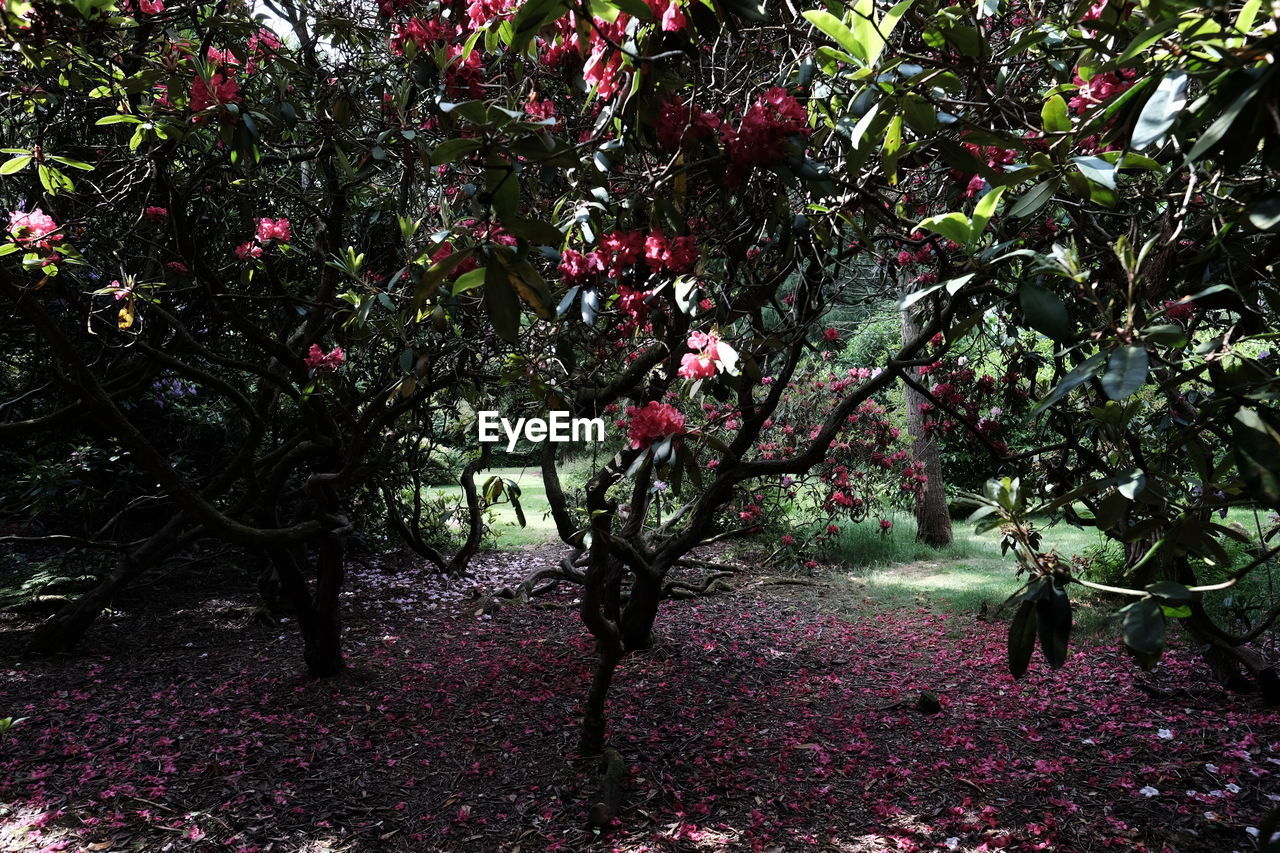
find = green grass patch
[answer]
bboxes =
[828,514,1114,638]
[430,466,560,550]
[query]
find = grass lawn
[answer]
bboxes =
[821,513,1117,637]
[429,465,561,550]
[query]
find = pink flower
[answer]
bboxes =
[679,352,718,380]
[144,206,168,221]
[626,401,686,449]
[8,208,63,250]
[558,249,604,284]
[823,327,840,342]
[879,518,893,530]
[679,330,728,379]
[255,217,292,243]
[722,87,811,182]
[235,241,263,260]
[583,47,625,99]
[646,0,686,31]
[108,280,133,300]
[190,72,240,112]
[304,344,345,372]
[165,261,190,276]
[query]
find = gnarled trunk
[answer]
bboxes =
[28,514,188,655]
[620,570,663,651]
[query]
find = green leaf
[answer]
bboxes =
[95,114,142,126]
[1146,580,1193,605]
[1009,599,1038,678]
[47,155,93,171]
[484,263,521,343]
[1116,468,1146,500]
[1073,155,1117,190]
[969,185,1006,247]
[1030,352,1105,416]
[450,267,486,295]
[1233,407,1280,509]
[1131,70,1188,150]
[1019,282,1071,342]
[803,10,866,62]
[431,138,483,166]
[1120,598,1166,670]
[0,155,31,175]
[1142,324,1187,346]
[918,211,970,246]
[502,216,564,246]
[1246,194,1280,232]
[871,0,916,64]
[510,0,566,52]
[1101,346,1149,400]
[1186,77,1266,165]
[1036,579,1072,669]
[1041,94,1071,134]
[1008,179,1058,218]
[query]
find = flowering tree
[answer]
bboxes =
[0,0,522,675]
[5,0,1279,784]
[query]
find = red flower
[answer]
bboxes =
[190,72,240,113]
[823,327,840,342]
[144,206,168,221]
[1164,298,1195,322]
[304,344,345,372]
[626,401,685,449]
[655,97,721,150]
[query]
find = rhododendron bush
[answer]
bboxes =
[2,0,1279,814]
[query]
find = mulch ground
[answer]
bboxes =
[0,547,1277,852]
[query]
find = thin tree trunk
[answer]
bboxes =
[580,643,622,755]
[27,513,188,655]
[620,570,662,651]
[900,300,953,547]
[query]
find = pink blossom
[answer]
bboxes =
[626,401,686,449]
[255,218,292,243]
[144,206,168,221]
[235,241,263,260]
[8,208,63,250]
[190,72,240,112]
[679,353,718,380]
[304,344,345,372]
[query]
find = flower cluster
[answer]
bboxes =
[626,401,685,449]
[8,208,63,251]
[1068,70,1134,114]
[723,87,811,182]
[190,49,241,114]
[235,217,291,260]
[304,344,345,372]
[678,330,728,379]
[655,97,722,151]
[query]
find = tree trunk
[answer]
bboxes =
[580,643,622,755]
[27,514,187,655]
[619,570,662,651]
[267,536,346,678]
[900,301,953,547]
[1175,557,1280,704]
